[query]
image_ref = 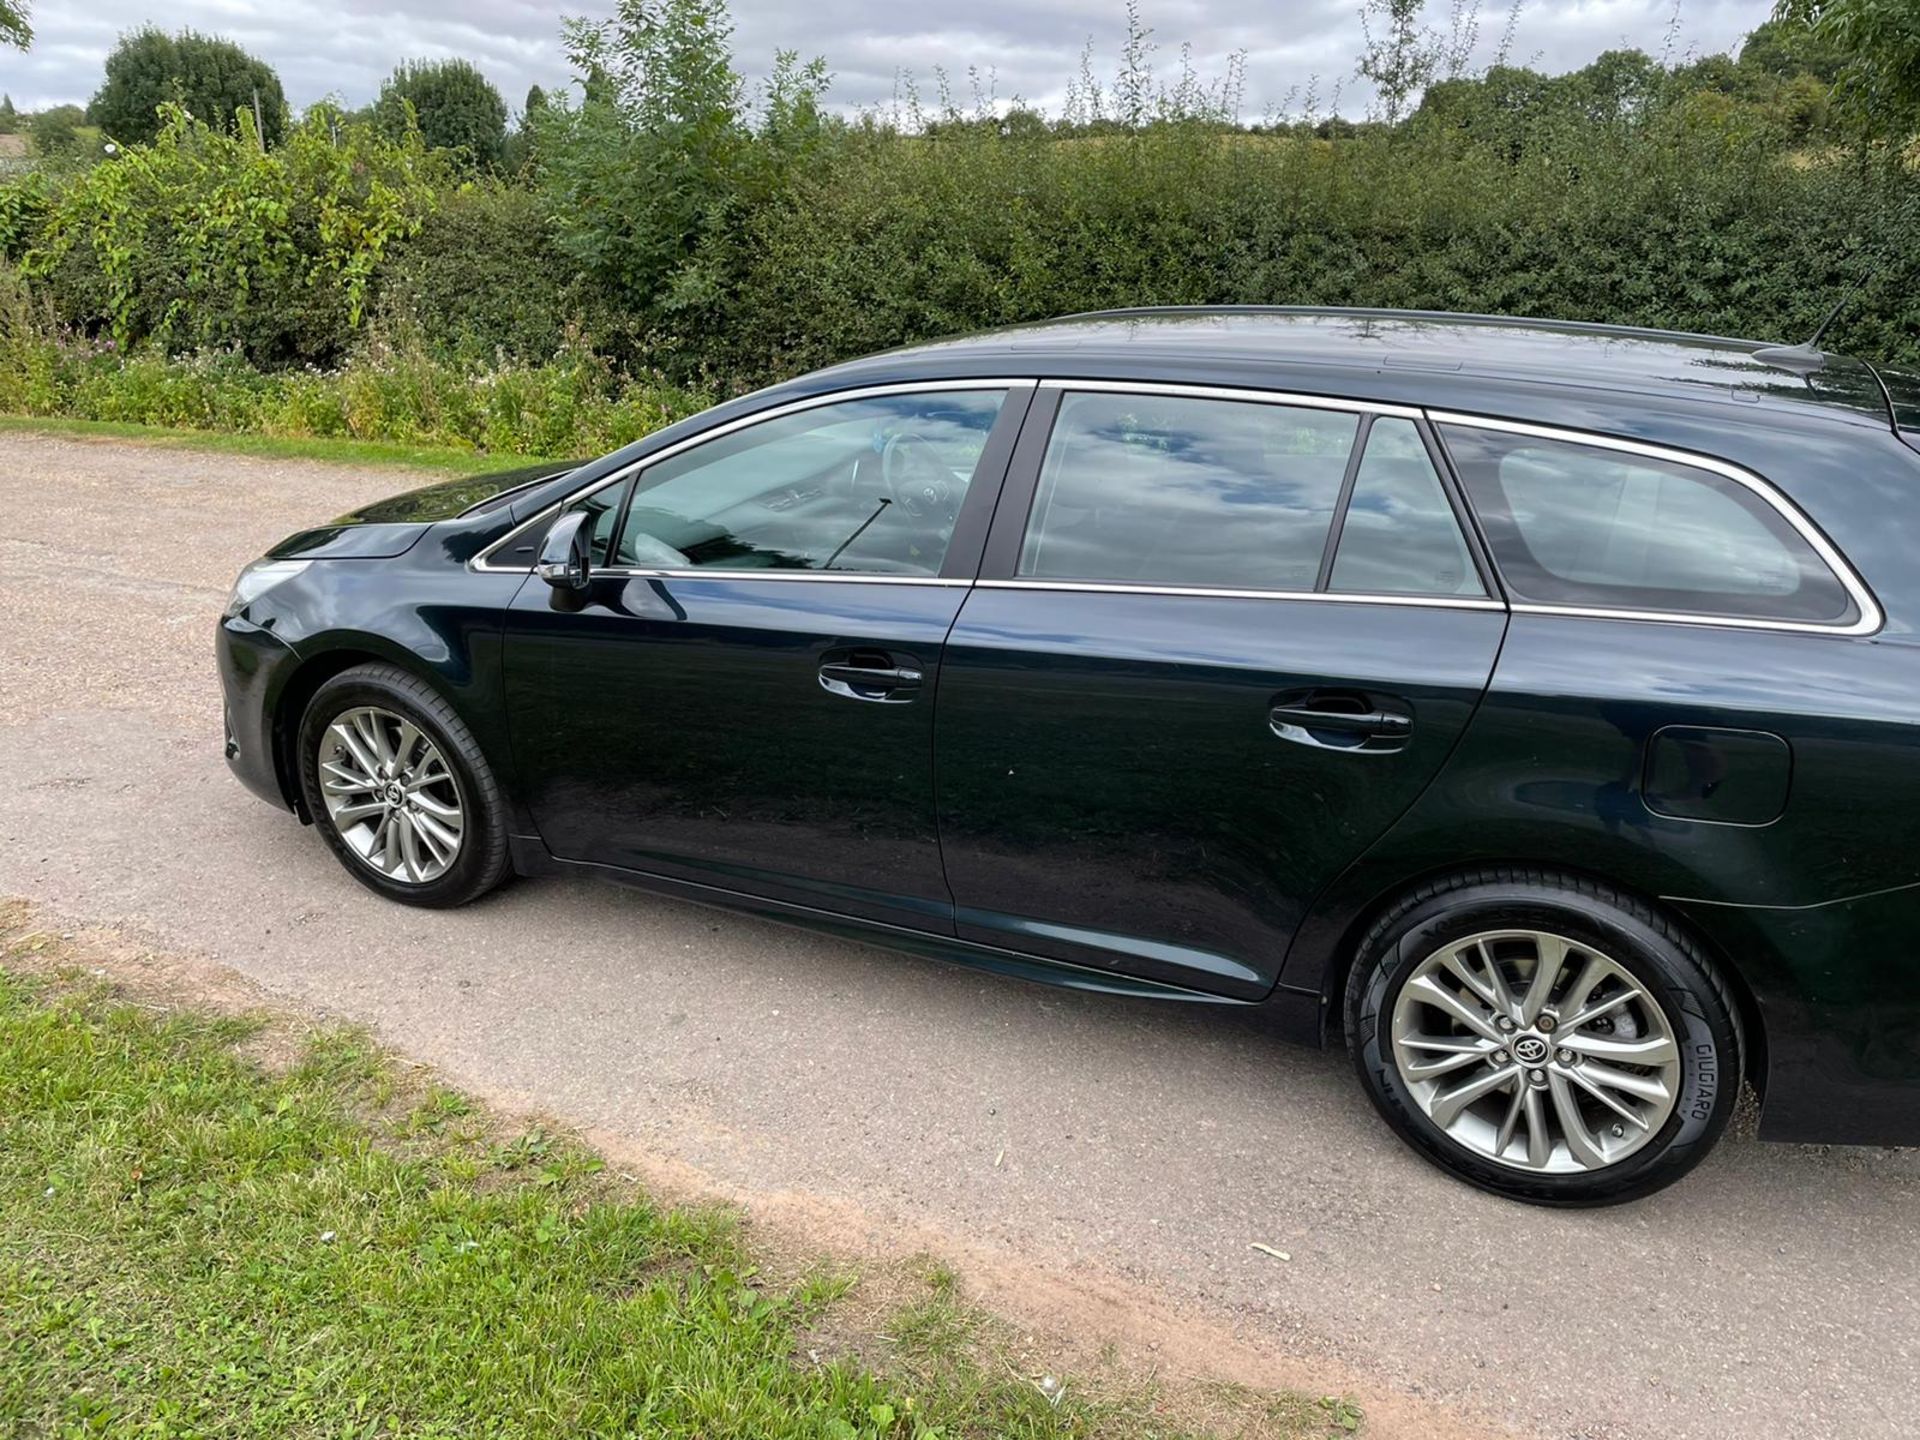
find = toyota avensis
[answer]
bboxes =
[218,308,1920,1205]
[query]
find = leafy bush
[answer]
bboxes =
[1777,0,1920,140]
[0,291,710,456]
[369,184,607,364]
[24,104,440,365]
[0,169,51,261]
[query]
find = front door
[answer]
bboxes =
[934,385,1509,996]
[503,383,1030,932]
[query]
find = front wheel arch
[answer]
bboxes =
[295,660,513,907]
[271,645,452,822]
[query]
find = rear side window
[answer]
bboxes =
[1020,393,1359,591]
[1329,419,1484,597]
[1440,424,1857,625]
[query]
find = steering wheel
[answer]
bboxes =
[880,430,956,521]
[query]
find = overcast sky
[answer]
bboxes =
[2,0,1775,122]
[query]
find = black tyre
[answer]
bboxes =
[297,663,512,909]
[1345,869,1741,1206]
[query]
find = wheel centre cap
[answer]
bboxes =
[1512,1034,1550,1065]
[384,782,406,807]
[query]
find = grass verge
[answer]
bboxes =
[0,911,1362,1439]
[0,415,560,477]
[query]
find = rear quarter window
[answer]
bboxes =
[1439,423,1858,627]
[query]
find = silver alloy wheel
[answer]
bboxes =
[1388,929,1682,1174]
[317,705,465,885]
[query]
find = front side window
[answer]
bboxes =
[1441,424,1856,625]
[1019,392,1360,591]
[563,478,631,567]
[611,389,1007,577]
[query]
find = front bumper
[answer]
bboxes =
[217,615,301,812]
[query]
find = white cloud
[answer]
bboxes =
[0,0,1775,120]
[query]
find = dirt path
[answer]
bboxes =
[2,428,1916,1440]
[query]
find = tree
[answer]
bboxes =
[374,59,508,170]
[88,28,287,146]
[1562,48,1667,126]
[1,0,28,51]
[1358,0,1438,124]
[500,85,548,173]
[1776,0,1920,140]
[0,95,16,132]
[535,0,750,317]
[1741,16,1847,84]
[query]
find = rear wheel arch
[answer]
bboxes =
[1318,862,1768,1094]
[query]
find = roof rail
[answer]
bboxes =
[1050,304,1777,351]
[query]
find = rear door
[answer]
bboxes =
[502,382,1030,932]
[933,383,1509,997]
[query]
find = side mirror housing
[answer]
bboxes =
[536,510,593,591]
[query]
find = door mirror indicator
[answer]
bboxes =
[536,510,593,591]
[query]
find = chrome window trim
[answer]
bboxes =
[470,378,1025,575]
[1037,376,1423,420]
[578,569,970,587]
[1426,410,1884,638]
[976,578,1505,610]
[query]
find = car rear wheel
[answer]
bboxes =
[1346,870,1742,1206]
[297,663,511,908]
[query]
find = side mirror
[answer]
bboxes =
[536,510,593,591]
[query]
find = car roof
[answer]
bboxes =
[809,307,1896,433]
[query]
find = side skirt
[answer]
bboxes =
[508,835,1323,1040]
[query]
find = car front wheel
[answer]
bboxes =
[1346,870,1742,1206]
[297,663,512,908]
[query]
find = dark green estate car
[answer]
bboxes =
[218,308,1920,1204]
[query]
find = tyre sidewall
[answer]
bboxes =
[1350,882,1737,1206]
[297,672,504,908]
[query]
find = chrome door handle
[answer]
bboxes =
[1268,692,1414,752]
[820,663,922,688]
[819,653,924,703]
[1268,705,1411,738]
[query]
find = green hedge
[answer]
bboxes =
[2,18,1917,451]
[710,116,1920,385]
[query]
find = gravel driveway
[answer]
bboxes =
[2,428,1916,1440]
